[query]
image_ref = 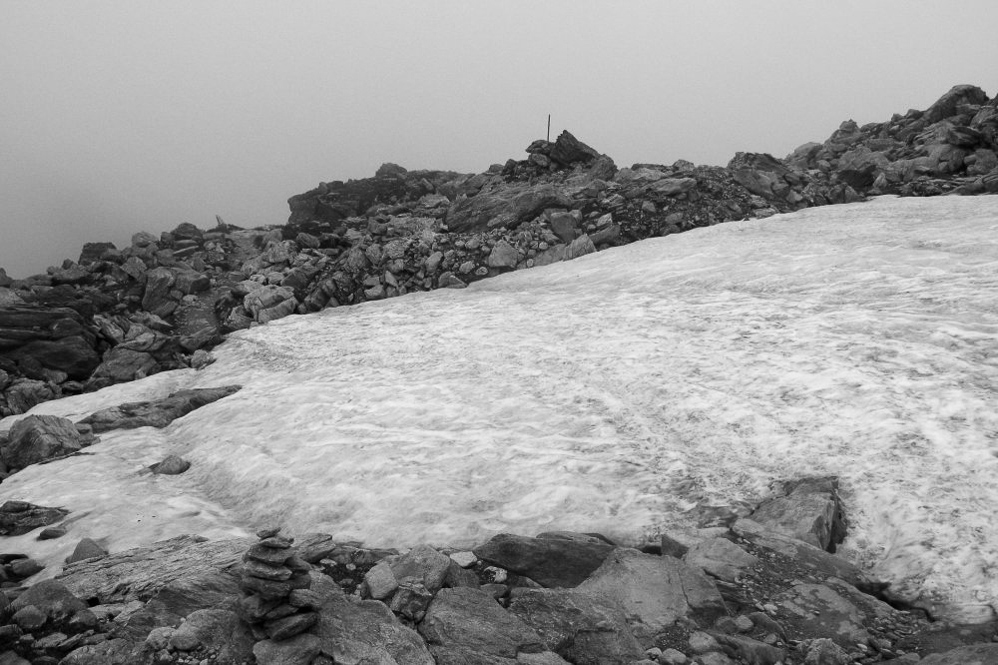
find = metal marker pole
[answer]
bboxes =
[547,114,551,142]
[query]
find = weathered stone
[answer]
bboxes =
[0,500,69,536]
[683,538,759,582]
[148,454,191,475]
[79,385,241,432]
[58,534,249,634]
[750,477,845,551]
[577,548,727,645]
[420,587,544,660]
[549,131,600,166]
[474,533,614,588]
[65,537,108,564]
[364,560,399,600]
[487,240,519,269]
[265,611,318,641]
[564,234,596,261]
[508,587,645,664]
[388,544,451,595]
[310,572,435,664]
[771,577,894,648]
[1,414,90,470]
[253,632,322,665]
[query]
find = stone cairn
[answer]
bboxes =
[235,527,321,641]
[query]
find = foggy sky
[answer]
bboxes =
[2,1,996,278]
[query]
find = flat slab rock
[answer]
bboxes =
[78,385,241,432]
[472,532,615,587]
[57,534,250,612]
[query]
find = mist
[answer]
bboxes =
[2,1,996,278]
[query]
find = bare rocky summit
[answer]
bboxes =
[0,85,997,663]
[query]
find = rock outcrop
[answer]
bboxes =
[0,476,989,664]
[2,85,996,419]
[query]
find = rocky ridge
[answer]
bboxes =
[0,85,997,663]
[2,85,997,418]
[0,477,992,664]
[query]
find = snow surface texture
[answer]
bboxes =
[2,196,996,622]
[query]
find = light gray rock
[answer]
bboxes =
[419,587,544,660]
[577,548,727,645]
[683,537,759,582]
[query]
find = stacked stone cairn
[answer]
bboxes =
[235,527,321,642]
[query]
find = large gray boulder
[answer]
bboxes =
[748,477,845,552]
[1,414,95,470]
[418,587,546,663]
[576,548,727,645]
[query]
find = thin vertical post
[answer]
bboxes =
[547,114,551,142]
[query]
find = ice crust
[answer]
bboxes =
[1,196,996,622]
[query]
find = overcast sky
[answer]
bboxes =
[2,1,996,278]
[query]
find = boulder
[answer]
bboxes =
[89,347,159,385]
[8,336,100,380]
[167,608,254,662]
[473,533,614,588]
[576,548,727,644]
[508,587,645,664]
[549,131,600,166]
[923,84,989,124]
[244,286,297,324]
[65,537,108,564]
[58,534,250,630]
[79,385,241,432]
[309,572,435,664]
[1,414,94,470]
[487,240,519,269]
[770,577,894,649]
[149,454,191,475]
[683,537,760,582]
[10,578,88,623]
[748,477,845,552]
[142,267,178,319]
[418,587,545,662]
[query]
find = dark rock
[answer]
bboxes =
[65,538,108,564]
[1,414,93,470]
[923,84,990,124]
[79,385,241,432]
[473,533,614,588]
[11,578,87,623]
[37,526,67,540]
[148,454,191,475]
[549,131,600,166]
[0,501,69,536]
[7,557,44,578]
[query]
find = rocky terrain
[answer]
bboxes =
[2,84,996,421]
[0,85,996,663]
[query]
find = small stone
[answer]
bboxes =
[288,588,321,610]
[169,628,201,651]
[660,648,689,665]
[364,561,399,600]
[240,575,294,599]
[483,566,507,583]
[242,559,293,581]
[285,554,311,574]
[149,454,191,475]
[265,611,318,641]
[37,527,67,541]
[245,543,293,565]
[8,558,44,578]
[259,536,293,549]
[689,631,721,654]
[237,594,282,622]
[145,626,176,650]
[734,615,754,632]
[262,604,298,621]
[449,551,478,568]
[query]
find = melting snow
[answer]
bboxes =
[2,195,997,622]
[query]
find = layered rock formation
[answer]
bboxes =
[2,86,996,418]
